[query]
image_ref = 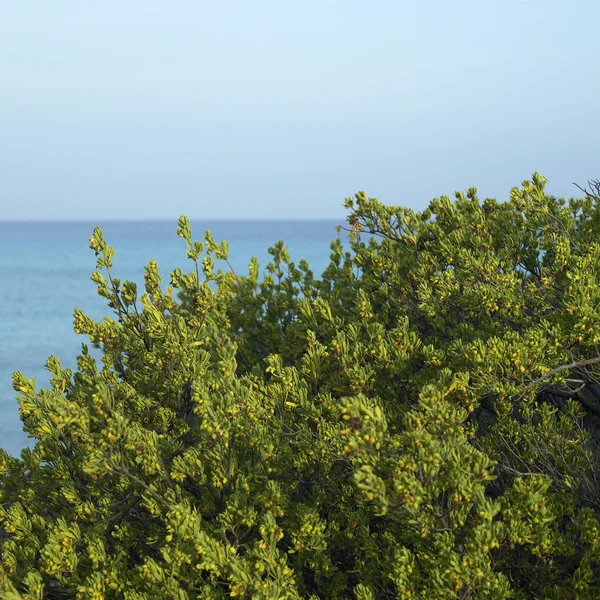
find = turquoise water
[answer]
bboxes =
[0,220,344,457]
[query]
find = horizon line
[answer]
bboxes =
[0,217,347,224]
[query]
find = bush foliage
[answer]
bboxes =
[3,174,600,598]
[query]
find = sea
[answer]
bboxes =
[0,220,345,457]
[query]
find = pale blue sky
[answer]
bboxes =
[1,1,598,220]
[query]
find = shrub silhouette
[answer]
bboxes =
[3,173,600,598]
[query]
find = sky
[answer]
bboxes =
[1,1,599,220]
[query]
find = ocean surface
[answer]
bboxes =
[0,220,345,457]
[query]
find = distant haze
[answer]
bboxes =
[1,1,599,220]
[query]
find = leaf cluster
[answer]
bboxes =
[3,176,600,598]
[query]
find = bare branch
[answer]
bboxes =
[520,355,600,397]
[573,179,600,201]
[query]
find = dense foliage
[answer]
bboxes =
[3,173,600,598]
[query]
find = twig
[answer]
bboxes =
[520,355,600,396]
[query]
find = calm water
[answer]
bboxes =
[0,220,344,457]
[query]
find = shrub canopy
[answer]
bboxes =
[3,173,600,598]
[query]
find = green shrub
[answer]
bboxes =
[3,173,600,598]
